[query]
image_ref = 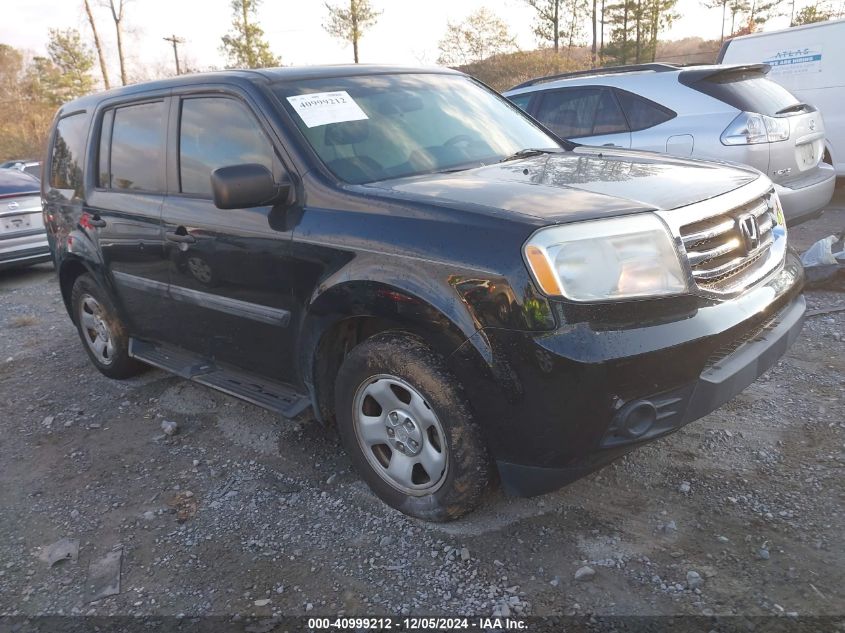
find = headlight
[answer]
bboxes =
[721,112,790,145]
[524,214,688,301]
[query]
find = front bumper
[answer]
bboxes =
[775,162,835,226]
[449,252,805,497]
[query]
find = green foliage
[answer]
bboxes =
[437,8,518,66]
[324,0,381,63]
[602,0,678,64]
[36,29,96,105]
[793,3,831,24]
[220,0,280,69]
[524,0,591,51]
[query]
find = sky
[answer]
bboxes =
[2,0,812,81]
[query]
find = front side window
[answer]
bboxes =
[273,73,562,184]
[50,113,88,198]
[108,101,165,192]
[179,97,274,196]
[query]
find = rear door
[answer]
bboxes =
[86,97,170,339]
[161,91,301,383]
[532,86,631,148]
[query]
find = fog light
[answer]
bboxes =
[614,400,657,439]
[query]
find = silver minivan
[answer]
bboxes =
[504,63,835,225]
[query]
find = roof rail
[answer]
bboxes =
[509,63,680,91]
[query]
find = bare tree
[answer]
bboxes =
[524,0,562,52]
[324,0,382,63]
[102,0,128,85]
[83,0,110,88]
[437,8,518,66]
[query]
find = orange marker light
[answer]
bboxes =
[525,245,562,296]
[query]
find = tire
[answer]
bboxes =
[335,331,490,521]
[70,273,145,379]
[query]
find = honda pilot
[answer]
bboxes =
[43,65,805,521]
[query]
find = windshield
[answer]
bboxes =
[273,73,563,184]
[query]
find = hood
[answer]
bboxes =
[362,147,761,224]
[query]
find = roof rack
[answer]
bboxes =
[509,63,680,91]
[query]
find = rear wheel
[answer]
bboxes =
[71,274,144,379]
[335,332,490,521]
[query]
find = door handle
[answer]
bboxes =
[84,214,107,228]
[602,143,618,147]
[165,231,196,244]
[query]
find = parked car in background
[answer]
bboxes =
[504,63,835,225]
[0,169,51,270]
[0,159,42,180]
[719,18,845,178]
[44,65,804,521]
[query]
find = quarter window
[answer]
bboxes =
[179,97,274,196]
[108,101,165,192]
[614,89,675,131]
[508,93,533,112]
[534,88,627,139]
[49,113,88,198]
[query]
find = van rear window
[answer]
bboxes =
[685,69,799,116]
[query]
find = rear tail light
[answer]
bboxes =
[721,112,789,145]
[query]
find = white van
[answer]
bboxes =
[719,19,845,176]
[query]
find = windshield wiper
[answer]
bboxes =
[776,103,811,115]
[498,148,559,163]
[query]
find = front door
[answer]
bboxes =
[161,94,301,384]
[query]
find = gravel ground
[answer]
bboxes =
[0,200,843,621]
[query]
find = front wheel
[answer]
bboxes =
[335,332,490,521]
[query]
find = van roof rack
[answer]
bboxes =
[509,63,680,91]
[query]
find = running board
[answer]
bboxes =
[129,339,311,419]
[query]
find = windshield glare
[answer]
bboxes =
[273,73,561,184]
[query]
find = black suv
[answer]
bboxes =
[43,65,805,521]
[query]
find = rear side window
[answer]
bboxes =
[614,89,676,131]
[535,88,627,138]
[685,70,799,116]
[179,97,274,196]
[107,101,165,192]
[50,113,88,198]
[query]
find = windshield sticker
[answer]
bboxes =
[286,91,368,128]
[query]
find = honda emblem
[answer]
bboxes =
[737,213,760,253]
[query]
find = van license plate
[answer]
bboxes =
[2,214,32,232]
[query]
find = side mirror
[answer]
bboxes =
[211,164,290,210]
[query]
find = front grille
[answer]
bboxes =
[679,194,779,294]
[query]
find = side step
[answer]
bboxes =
[129,339,311,419]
